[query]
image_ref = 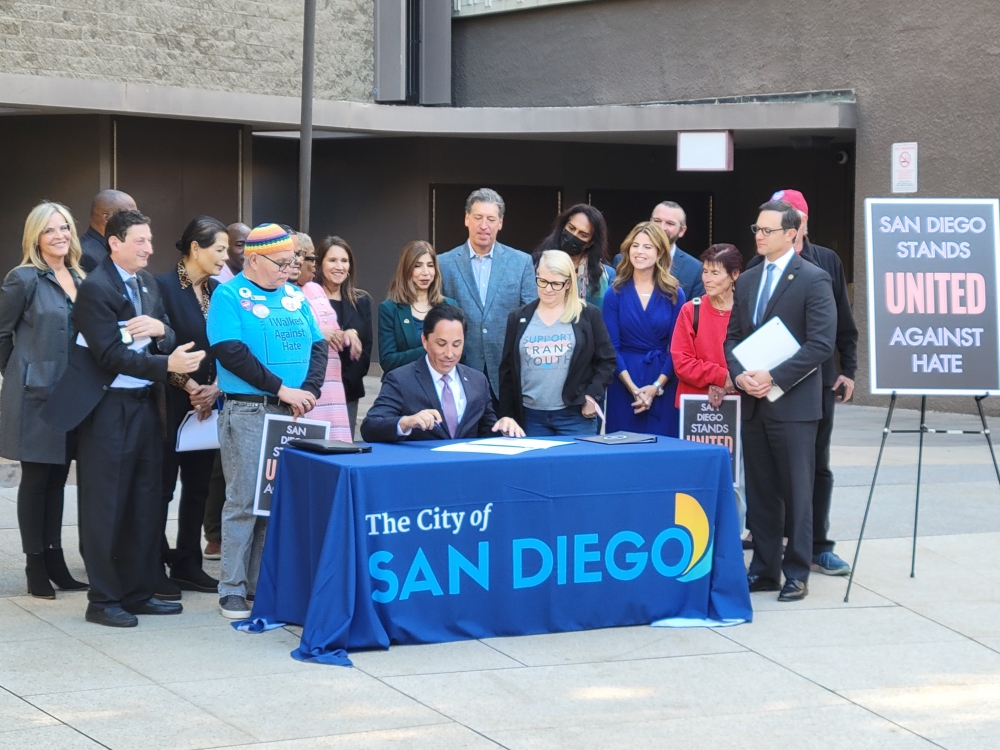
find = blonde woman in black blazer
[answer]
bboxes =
[0,202,89,599]
[498,250,616,436]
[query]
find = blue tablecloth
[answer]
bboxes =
[248,438,752,665]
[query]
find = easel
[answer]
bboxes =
[844,393,1000,602]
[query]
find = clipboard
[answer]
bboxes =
[731,317,812,402]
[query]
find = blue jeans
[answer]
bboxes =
[523,406,598,437]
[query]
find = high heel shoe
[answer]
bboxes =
[43,548,88,591]
[26,553,55,599]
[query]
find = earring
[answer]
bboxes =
[194,252,199,259]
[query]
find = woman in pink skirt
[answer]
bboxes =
[301,280,354,442]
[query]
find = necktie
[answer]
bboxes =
[441,373,459,438]
[125,277,143,315]
[754,263,776,326]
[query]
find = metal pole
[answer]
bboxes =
[845,393,896,603]
[975,395,1000,488]
[911,395,927,578]
[298,0,317,233]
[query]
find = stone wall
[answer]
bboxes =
[0,0,373,101]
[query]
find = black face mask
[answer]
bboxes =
[559,228,588,256]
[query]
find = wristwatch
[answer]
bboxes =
[651,382,664,398]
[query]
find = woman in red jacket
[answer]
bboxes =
[671,244,742,408]
[671,243,747,542]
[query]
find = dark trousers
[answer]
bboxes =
[77,391,162,607]
[160,445,216,574]
[813,387,837,555]
[17,459,72,554]
[203,451,225,544]
[742,410,817,582]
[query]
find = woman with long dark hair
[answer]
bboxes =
[378,240,459,374]
[315,236,373,438]
[602,222,685,437]
[0,201,89,598]
[154,215,228,597]
[535,203,615,308]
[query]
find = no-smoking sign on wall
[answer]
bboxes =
[892,142,918,194]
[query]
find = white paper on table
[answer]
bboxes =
[432,443,530,456]
[731,317,811,402]
[175,409,221,452]
[473,438,573,450]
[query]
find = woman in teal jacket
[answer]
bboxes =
[378,241,458,374]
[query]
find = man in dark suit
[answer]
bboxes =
[41,210,206,627]
[725,200,837,602]
[612,201,705,300]
[78,190,137,272]
[747,189,859,577]
[361,304,525,443]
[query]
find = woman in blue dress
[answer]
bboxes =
[603,222,686,437]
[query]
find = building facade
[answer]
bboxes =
[1,0,997,409]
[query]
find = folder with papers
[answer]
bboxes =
[731,317,813,402]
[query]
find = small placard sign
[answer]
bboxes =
[253,414,330,516]
[679,394,741,487]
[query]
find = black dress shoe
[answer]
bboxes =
[747,574,781,592]
[169,567,219,593]
[778,579,808,601]
[124,597,184,616]
[86,604,139,628]
[155,570,183,601]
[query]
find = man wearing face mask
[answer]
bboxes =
[534,204,616,309]
[613,201,704,301]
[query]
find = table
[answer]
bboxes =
[248,438,753,665]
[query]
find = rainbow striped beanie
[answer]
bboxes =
[245,223,294,255]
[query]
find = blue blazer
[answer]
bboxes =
[669,246,706,300]
[613,246,704,301]
[377,296,459,374]
[438,242,537,396]
[360,359,498,443]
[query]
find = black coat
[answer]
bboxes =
[498,300,617,426]
[79,227,106,273]
[0,266,82,463]
[334,292,373,402]
[746,240,857,384]
[360,360,497,442]
[155,266,218,433]
[725,251,837,422]
[41,256,176,432]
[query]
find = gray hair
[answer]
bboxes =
[653,200,687,227]
[465,188,505,218]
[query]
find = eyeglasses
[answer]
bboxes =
[304,256,316,262]
[751,225,786,237]
[257,254,294,271]
[536,277,569,291]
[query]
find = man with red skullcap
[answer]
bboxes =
[748,189,858,577]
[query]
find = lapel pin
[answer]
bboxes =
[519,318,526,323]
[787,274,794,280]
[403,318,410,324]
[142,287,148,293]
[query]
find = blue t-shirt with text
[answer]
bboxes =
[207,273,322,395]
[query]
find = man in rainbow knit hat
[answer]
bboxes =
[207,223,327,619]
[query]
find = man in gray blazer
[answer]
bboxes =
[438,188,537,399]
